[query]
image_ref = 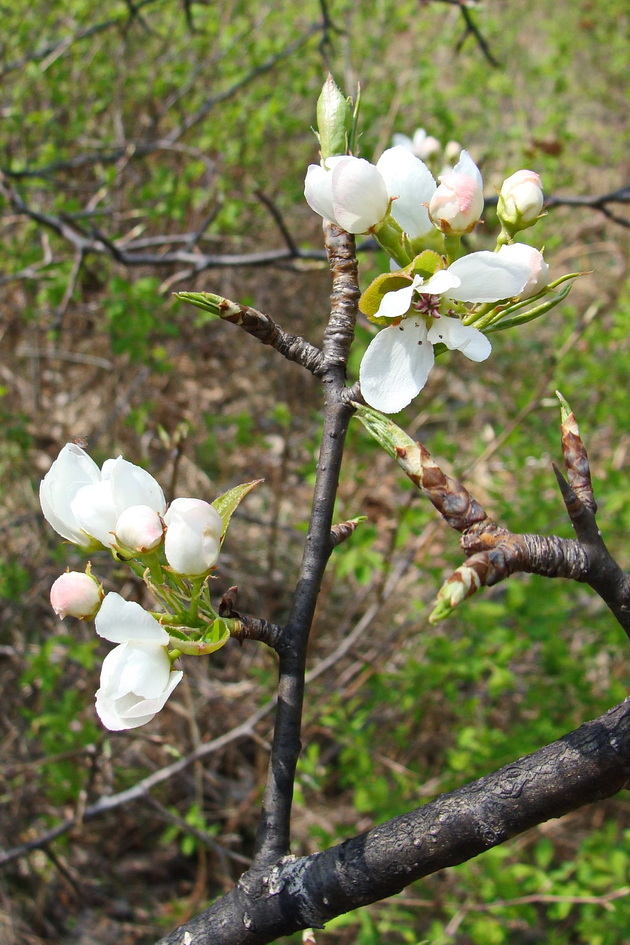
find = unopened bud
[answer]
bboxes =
[316,74,353,161]
[115,504,165,553]
[50,569,104,620]
[497,170,544,234]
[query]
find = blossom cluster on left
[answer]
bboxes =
[41,443,257,731]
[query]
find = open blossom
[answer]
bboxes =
[304,146,436,238]
[95,592,183,730]
[304,155,390,233]
[428,150,484,235]
[164,498,223,576]
[50,570,104,619]
[40,443,166,549]
[392,128,441,162]
[359,251,530,414]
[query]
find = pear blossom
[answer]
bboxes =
[428,150,484,235]
[497,243,550,299]
[164,498,223,576]
[359,251,531,414]
[304,156,389,233]
[305,147,438,238]
[375,146,436,239]
[498,170,544,228]
[94,592,183,730]
[40,443,166,549]
[50,570,104,620]
[392,128,441,162]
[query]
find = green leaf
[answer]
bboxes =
[212,479,263,541]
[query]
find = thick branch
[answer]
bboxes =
[157,698,630,944]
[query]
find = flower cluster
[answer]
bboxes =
[41,443,257,730]
[304,78,577,414]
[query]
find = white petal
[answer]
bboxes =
[304,163,337,223]
[453,149,483,187]
[418,269,461,296]
[109,457,166,516]
[331,158,389,233]
[447,251,530,302]
[71,480,117,546]
[376,281,417,319]
[376,146,436,238]
[95,592,169,645]
[39,444,102,545]
[359,321,434,414]
[427,316,492,362]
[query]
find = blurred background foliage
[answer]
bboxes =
[0,0,629,942]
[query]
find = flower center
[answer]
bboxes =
[412,293,442,318]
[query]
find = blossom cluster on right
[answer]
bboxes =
[305,76,578,414]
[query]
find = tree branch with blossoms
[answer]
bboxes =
[33,75,630,945]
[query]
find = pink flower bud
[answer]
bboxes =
[428,150,484,236]
[497,243,550,299]
[498,170,544,231]
[114,504,165,553]
[50,570,104,619]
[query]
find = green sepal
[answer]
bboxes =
[409,250,443,280]
[168,617,233,655]
[212,479,263,543]
[483,279,576,334]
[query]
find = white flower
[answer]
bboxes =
[40,443,166,549]
[375,146,436,239]
[164,498,223,577]
[428,150,484,235]
[359,251,530,414]
[304,147,437,238]
[94,592,183,731]
[304,156,389,233]
[392,128,441,162]
[50,570,103,620]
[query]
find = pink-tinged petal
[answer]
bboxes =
[359,320,434,414]
[331,158,389,233]
[497,243,550,298]
[376,146,436,238]
[50,570,103,619]
[115,504,164,552]
[95,592,169,645]
[446,251,530,302]
[428,316,491,362]
[304,163,337,223]
[452,149,483,188]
